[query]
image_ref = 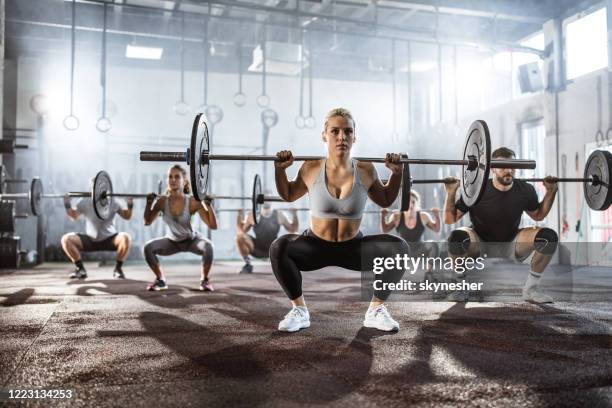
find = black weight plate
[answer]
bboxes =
[0,236,20,268]
[252,174,262,224]
[461,120,491,208]
[400,153,411,211]
[0,164,5,194]
[584,150,612,211]
[190,113,210,202]
[0,201,16,233]
[29,178,43,216]
[92,170,113,220]
[0,139,15,154]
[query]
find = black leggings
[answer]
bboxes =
[270,230,409,301]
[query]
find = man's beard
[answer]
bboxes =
[496,174,514,186]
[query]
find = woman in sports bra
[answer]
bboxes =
[143,164,218,292]
[270,107,409,333]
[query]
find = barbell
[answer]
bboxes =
[0,139,29,155]
[138,115,536,211]
[241,147,612,222]
[0,172,163,220]
[409,149,612,211]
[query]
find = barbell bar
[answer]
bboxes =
[138,115,536,211]
[410,177,604,185]
[407,149,612,211]
[0,139,29,154]
[140,151,534,171]
[0,173,163,219]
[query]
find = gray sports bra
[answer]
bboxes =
[309,159,368,219]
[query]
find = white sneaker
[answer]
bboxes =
[278,307,310,332]
[522,287,553,304]
[363,304,399,332]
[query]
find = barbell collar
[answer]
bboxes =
[0,193,29,199]
[66,191,93,198]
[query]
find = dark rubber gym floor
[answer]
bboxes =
[2,262,612,407]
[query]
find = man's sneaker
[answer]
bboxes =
[113,268,125,279]
[522,287,553,304]
[278,307,310,332]
[239,263,253,274]
[146,279,168,291]
[363,304,399,332]
[200,279,214,292]
[69,268,87,279]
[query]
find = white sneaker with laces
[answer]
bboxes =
[278,306,310,332]
[522,287,553,304]
[363,304,399,332]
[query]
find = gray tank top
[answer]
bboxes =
[163,195,196,241]
[309,159,368,219]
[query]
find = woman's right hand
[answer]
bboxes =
[275,150,294,170]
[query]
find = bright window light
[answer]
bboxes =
[565,7,608,80]
[521,32,545,51]
[125,44,163,60]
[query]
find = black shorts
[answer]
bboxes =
[248,234,273,259]
[77,233,118,252]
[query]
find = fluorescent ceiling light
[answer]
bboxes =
[125,44,163,60]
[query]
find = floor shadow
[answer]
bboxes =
[97,308,395,405]
[66,279,216,309]
[1,288,36,307]
[393,303,612,405]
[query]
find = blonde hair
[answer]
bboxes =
[323,107,356,132]
[410,190,421,209]
[167,164,191,195]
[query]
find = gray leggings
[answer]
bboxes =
[143,236,214,268]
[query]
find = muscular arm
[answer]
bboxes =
[444,188,465,225]
[422,211,441,233]
[275,161,310,202]
[237,210,254,233]
[364,162,403,208]
[144,197,163,226]
[527,184,558,222]
[66,207,80,221]
[64,197,80,220]
[380,211,400,233]
[193,198,218,230]
[118,200,133,220]
[279,210,299,233]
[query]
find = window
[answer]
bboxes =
[565,7,608,80]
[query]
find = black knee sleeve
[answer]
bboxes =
[534,228,558,255]
[203,241,214,264]
[448,229,470,256]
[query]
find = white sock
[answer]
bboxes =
[524,272,541,290]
